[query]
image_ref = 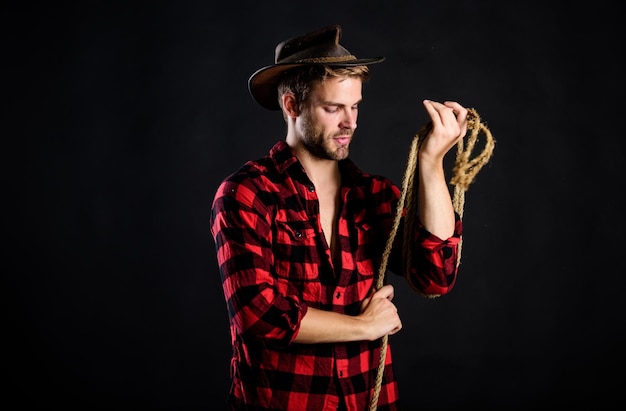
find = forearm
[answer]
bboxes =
[293,307,371,344]
[417,157,456,239]
[294,284,402,344]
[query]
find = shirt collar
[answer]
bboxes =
[269,140,363,185]
[269,141,300,174]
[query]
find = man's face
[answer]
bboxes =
[295,76,363,161]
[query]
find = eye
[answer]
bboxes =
[324,106,339,113]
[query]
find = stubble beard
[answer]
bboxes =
[300,114,352,162]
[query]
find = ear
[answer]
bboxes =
[281,92,299,119]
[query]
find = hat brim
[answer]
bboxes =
[248,57,385,110]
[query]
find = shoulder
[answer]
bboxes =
[213,157,274,209]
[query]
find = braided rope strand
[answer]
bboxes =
[368,108,495,410]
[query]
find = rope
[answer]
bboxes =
[368,108,495,410]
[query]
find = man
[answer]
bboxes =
[210,24,468,410]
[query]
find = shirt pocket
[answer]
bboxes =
[355,221,376,279]
[273,219,319,280]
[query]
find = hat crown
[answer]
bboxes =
[248,24,384,110]
[274,25,354,64]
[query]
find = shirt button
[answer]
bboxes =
[308,185,315,192]
[336,292,341,299]
[295,231,302,238]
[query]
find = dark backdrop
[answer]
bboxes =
[4,1,625,409]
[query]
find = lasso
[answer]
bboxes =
[369,108,496,410]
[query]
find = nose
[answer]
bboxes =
[340,108,357,130]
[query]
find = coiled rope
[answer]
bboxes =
[369,108,495,410]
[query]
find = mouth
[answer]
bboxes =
[333,136,351,146]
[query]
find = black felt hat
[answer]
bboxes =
[248,25,385,110]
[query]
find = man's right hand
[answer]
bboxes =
[359,284,402,340]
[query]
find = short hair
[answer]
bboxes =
[276,65,370,113]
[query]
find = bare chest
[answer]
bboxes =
[317,190,340,252]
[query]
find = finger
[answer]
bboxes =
[444,101,468,121]
[424,99,458,126]
[389,320,403,335]
[442,101,469,138]
[422,99,447,121]
[360,292,373,312]
[389,325,402,335]
[374,284,395,300]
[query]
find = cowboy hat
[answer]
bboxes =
[248,24,385,110]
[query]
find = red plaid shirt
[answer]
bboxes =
[210,141,462,410]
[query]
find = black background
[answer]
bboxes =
[4,1,625,409]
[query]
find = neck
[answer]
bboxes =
[292,145,341,189]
